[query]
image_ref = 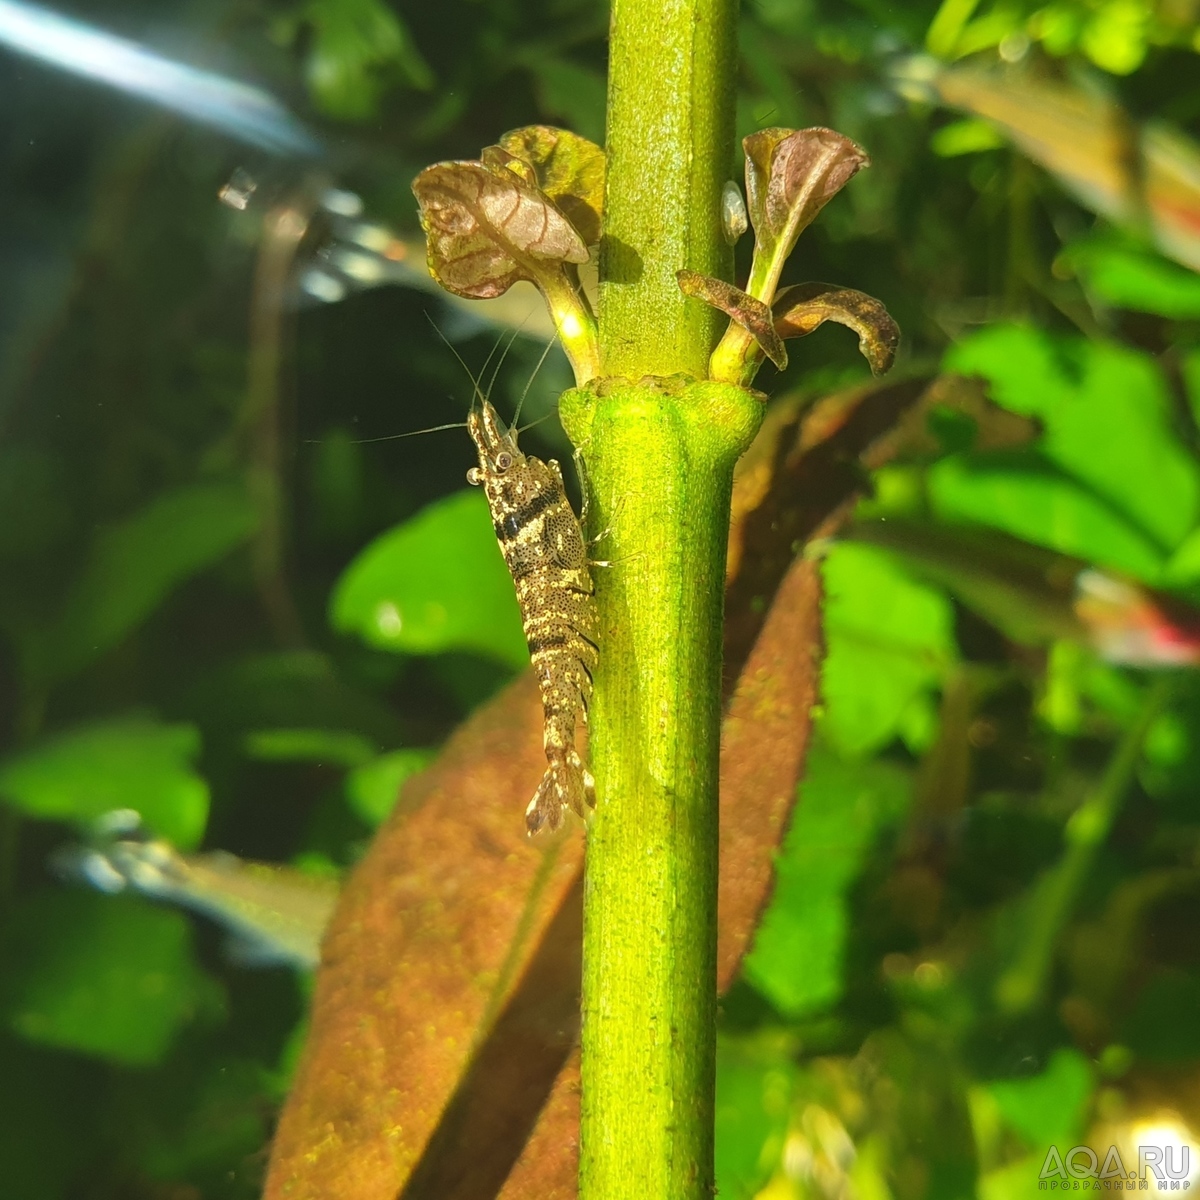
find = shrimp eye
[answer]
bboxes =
[495,452,513,471]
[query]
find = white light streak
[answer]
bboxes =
[0,0,321,156]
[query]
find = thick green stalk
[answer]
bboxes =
[572,0,744,1194]
[564,380,758,1200]
[599,0,737,379]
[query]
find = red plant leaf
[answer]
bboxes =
[743,127,869,303]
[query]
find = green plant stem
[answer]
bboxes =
[995,677,1171,1013]
[565,377,758,1199]
[569,0,743,1190]
[598,0,737,379]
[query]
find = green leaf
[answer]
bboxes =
[0,718,209,849]
[743,747,912,1017]
[985,1048,1094,1146]
[945,327,1199,553]
[243,727,378,767]
[132,1056,272,1182]
[187,650,404,754]
[1184,348,1200,431]
[345,748,435,826]
[1063,240,1200,318]
[1080,0,1148,74]
[0,1035,96,1199]
[331,488,528,668]
[931,117,1005,157]
[928,454,1166,580]
[820,542,957,757]
[29,480,260,686]
[715,1037,796,1200]
[978,1155,1056,1200]
[0,891,219,1066]
[0,444,71,561]
[300,0,432,120]
[1164,525,1200,586]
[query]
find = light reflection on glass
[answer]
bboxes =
[0,0,321,156]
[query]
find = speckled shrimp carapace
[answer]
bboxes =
[466,399,598,834]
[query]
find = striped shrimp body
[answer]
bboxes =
[466,400,598,834]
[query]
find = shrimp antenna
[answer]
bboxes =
[318,420,469,446]
[515,410,557,436]
[481,326,525,410]
[425,314,491,413]
[511,332,560,432]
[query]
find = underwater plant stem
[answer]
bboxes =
[598,0,737,380]
[563,380,758,1200]
[996,677,1171,1013]
[572,1,744,1194]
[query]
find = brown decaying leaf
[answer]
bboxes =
[677,269,788,368]
[773,282,900,377]
[413,161,588,300]
[495,126,606,247]
[743,127,869,267]
[264,673,584,1200]
[267,374,1031,1200]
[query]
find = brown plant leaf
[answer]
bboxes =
[715,555,824,985]
[495,126,606,246]
[499,1048,581,1200]
[774,282,900,377]
[724,374,931,678]
[413,160,589,300]
[398,872,584,1200]
[264,672,584,1200]
[677,269,788,369]
[743,127,869,300]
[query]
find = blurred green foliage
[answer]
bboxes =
[0,718,209,848]
[330,487,528,666]
[0,891,221,1066]
[0,0,1198,1194]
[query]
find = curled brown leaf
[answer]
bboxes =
[413,160,588,300]
[773,282,900,377]
[677,269,787,369]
